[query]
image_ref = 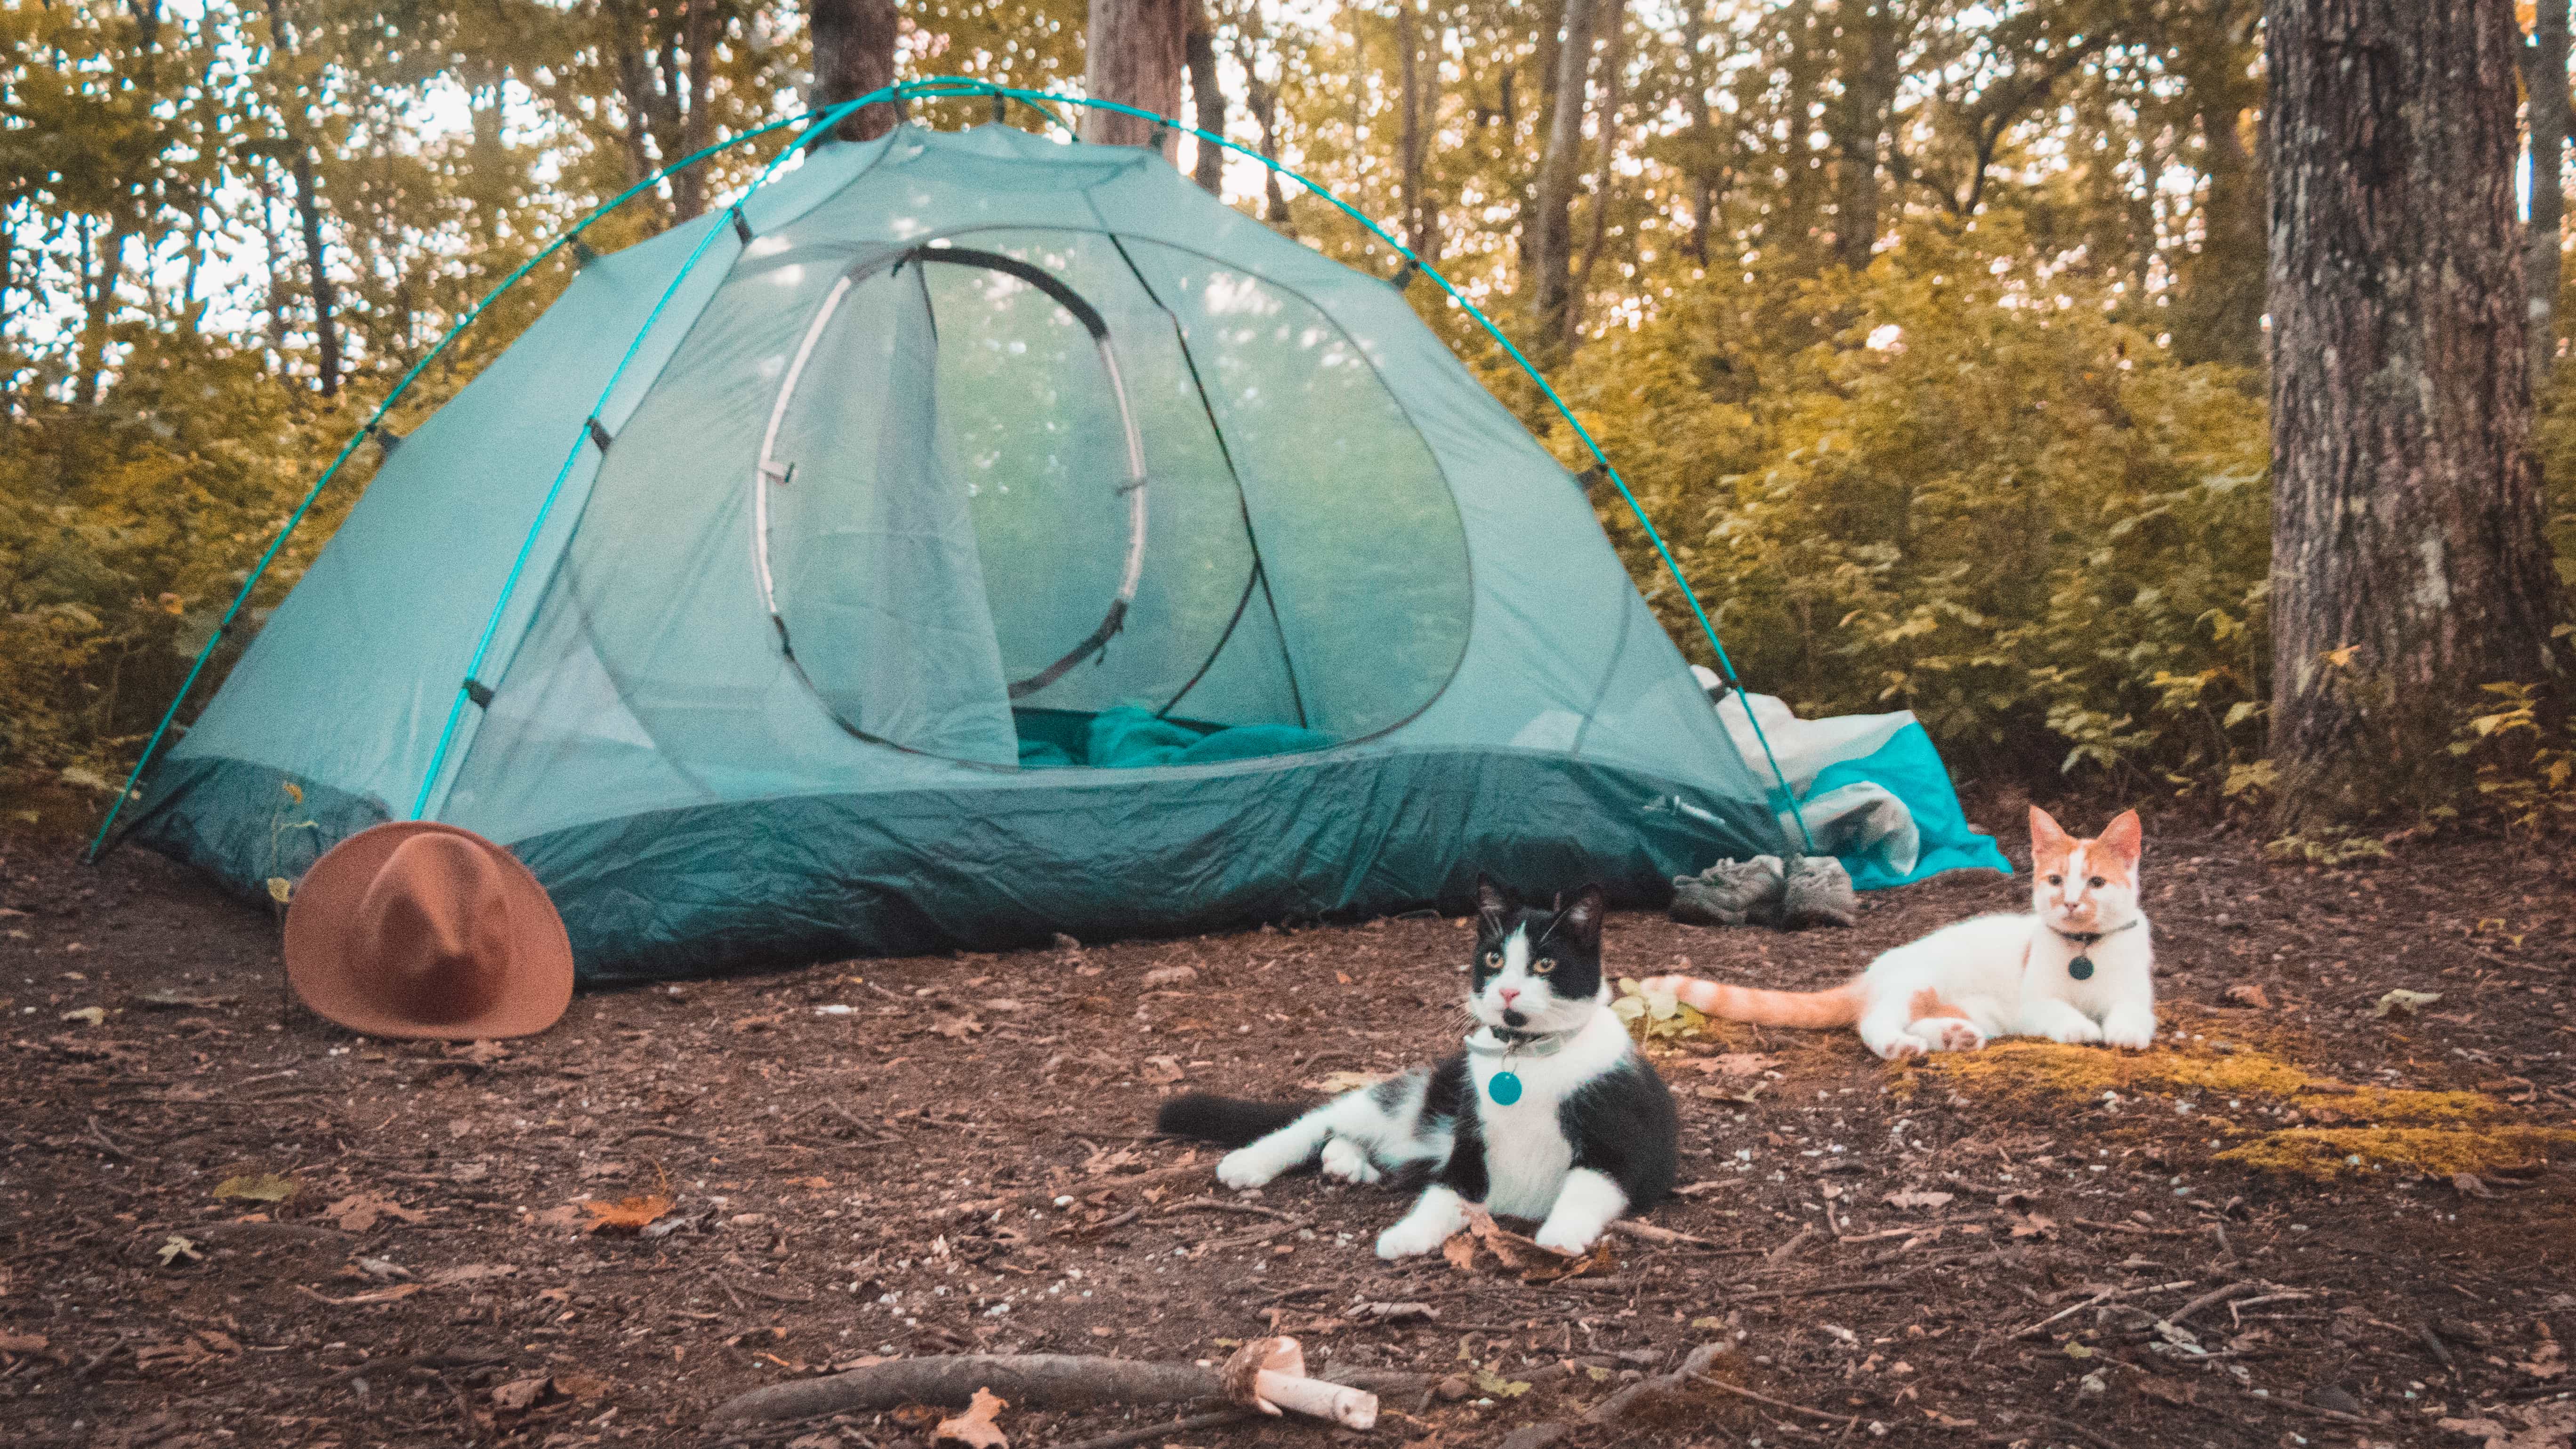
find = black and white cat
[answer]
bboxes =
[1157,877,1677,1259]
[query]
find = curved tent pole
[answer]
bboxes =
[97,75,1815,858]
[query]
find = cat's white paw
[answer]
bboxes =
[1375,1215,1454,1259]
[1919,1018,1985,1053]
[2100,1017,2156,1051]
[1532,1219,1602,1256]
[2044,1018,2105,1046]
[1875,1034,1928,1061]
[1320,1137,1382,1184]
[1217,1148,1280,1191]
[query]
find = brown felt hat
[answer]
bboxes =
[284,822,572,1040]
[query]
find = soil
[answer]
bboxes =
[4,807,2572,1449]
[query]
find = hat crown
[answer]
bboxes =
[351,834,516,1023]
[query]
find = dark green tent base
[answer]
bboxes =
[130,747,1775,982]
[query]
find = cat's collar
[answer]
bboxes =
[2047,917,2142,947]
[1463,1024,1578,1058]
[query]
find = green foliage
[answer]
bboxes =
[1551,218,2272,790]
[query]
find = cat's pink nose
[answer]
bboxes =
[1498,987,1520,1004]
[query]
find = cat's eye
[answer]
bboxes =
[2045,874,2062,886]
[2088,876,2106,889]
[1482,950,1502,967]
[1532,958,1556,975]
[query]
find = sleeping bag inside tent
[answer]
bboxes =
[114,120,1992,981]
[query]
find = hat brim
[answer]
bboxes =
[284,822,573,1040]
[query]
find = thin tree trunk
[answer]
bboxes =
[2529,0,2569,381]
[1568,0,1626,337]
[1185,5,1227,193]
[2264,0,2563,830]
[1245,70,1292,227]
[1530,0,1599,346]
[1682,0,1714,266]
[810,0,901,142]
[263,0,338,396]
[1398,4,1432,258]
[1083,0,1189,157]
[671,0,718,218]
[1834,0,1899,268]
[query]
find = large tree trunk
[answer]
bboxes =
[2264,0,2563,831]
[1529,0,1599,346]
[1083,0,1189,158]
[1833,0,1898,268]
[2529,0,2569,381]
[1184,5,1226,193]
[810,0,901,142]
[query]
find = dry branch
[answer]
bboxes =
[706,1353,1427,1425]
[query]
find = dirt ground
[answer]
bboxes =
[4,806,2573,1449]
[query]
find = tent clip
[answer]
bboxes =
[463,678,494,708]
[730,209,753,246]
[367,424,402,459]
[585,417,612,451]
[1575,465,1607,496]
[1390,259,1422,293]
[570,237,601,269]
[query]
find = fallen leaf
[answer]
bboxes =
[490,1375,553,1412]
[2220,983,2271,1009]
[580,1191,675,1235]
[0,1332,49,1354]
[323,1192,427,1232]
[424,1263,516,1287]
[928,1014,985,1039]
[2373,988,2442,1018]
[1884,1190,1955,1211]
[265,877,294,905]
[1685,1052,1778,1078]
[1305,1069,1388,1094]
[1470,1367,1532,1398]
[1349,1301,1438,1324]
[133,989,238,1010]
[1141,965,1198,988]
[2520,1340,2566,1380]
[2134,1374,2198,1406]
[212,1173,298,1204]
[350,1256,413,1282]
[2009,1212,2059,1240]
[1141,1055,1184,1085]
[787,1176,833,1190]
[555,1372,612,1400]
[528,1204,585,1232]
[155,1235,201,1267]
[445,1040,507,1066]
[60,1006,105,1027]
[1440,1208,1615,1283]
[933,1386,1010,1448]
[2455,1173,2500,1199]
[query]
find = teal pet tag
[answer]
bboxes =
[1488,1071,1524,1105]
[2068,956,2095,982]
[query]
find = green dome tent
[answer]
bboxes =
[100,86,1994,981]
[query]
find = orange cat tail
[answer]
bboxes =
[1637,974,1864,1029]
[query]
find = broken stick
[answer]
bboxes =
[705,1352,1426,1425]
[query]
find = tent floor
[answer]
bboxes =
[8,809,2571,1448]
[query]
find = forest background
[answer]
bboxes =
[5,0,2570,840]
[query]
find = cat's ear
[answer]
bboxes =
[2094,809,2143,868]
[1474,874,1511,923]
[1560,885,1606,947]
[2028,805,2074,861]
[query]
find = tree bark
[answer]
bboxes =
[1833,0,1899,268]
[1529,0,1599,346]
[1568,0,1627,337]
[810,0,901,142]
[2529,0,2569,381]
[1397,3,1434,260]
[2264,0,2563,831]
[670,0,718,218]
[1083,0,1189,158]
[1682,0,1716,266]
[263,0,338,397]
[1185,5,1226,193]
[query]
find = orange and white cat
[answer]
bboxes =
[1642,808,2155,1060]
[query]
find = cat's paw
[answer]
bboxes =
[1874,1034,1928,1061]
[1320,1137,1383,1185]
[2100,1017,2157,1051]
[1532,1219,1602,1256]
[1216,1148,1280,1191]
[2041,1016,2105,1046]
[1919,1018,1985,1053]
[1375,1215,1454,1260]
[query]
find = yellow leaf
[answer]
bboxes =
[266,877,294,905]
[281,781,304,803]
[213,1172,298,1203]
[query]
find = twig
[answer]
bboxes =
[1608,1220,1749,1252]
[2161,1280,2261,1328]
[727,1276,819,1305]
[2035,1411,2125,1449]
[1689,1372,1860,1426]
[1726,1278,1906,1305]
[2240,1390,2381,1428]
[1157,1197,1298,1222]
[1046,1409,1255,1449]
[1503,1342,1729,1449]
[706,1353,1427,1425]
[86,1117,145,1161]
[2417,1323,2460,1372]
[2009,1280,2196,1340]
[2070,1217,2198,1239]
[1765,1224,1818,1263]
[622,1125,706,1143]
